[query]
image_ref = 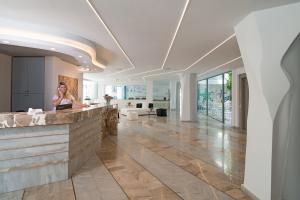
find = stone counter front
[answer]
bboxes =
[0,105,118,194]
[0,104,109,129]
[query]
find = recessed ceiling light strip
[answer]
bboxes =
[161,0,190,70]
[143,56,242,79]
[0,27,105,69]
[143,69,183,79]
[184,33,236,71]
[198,56,242,77]
[86,0,135,70]
[129,32,235,78]
[128,0,190,77]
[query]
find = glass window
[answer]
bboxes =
[153,80,169,100]
[198,80,207,114]
[105,85,124,100]
[105,85,113,97]
[224,72,232,124]
[83,80,98,100]
[208,75,223,122]
[197,71,232,125]
[125,85,146,100]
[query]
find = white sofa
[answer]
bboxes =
[120,107,156,116]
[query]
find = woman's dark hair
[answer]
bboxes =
[59,81,66,86]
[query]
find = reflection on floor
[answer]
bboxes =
[0,112,250,200]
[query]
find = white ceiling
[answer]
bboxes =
[0,0,299,81]
[0,44,80,66]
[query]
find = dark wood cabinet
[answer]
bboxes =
[11,57,45,112]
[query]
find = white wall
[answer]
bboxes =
[0,54,11,112]
[235,2,300,199]
[44,56,83,111]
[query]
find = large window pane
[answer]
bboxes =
[125,85,146,100]
[197,80,207,114]
[105,85,124,100]
[83,80,98,100]
[224,72,232,124]
[208,75,223,121]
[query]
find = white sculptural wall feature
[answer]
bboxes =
[235,2,300,200]
[273,33,300,200]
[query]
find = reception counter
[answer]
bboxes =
[0,105,118,194]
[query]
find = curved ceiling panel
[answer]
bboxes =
[0,20,105,72]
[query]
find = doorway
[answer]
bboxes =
[239,74,249,130]
[176,82,181,113]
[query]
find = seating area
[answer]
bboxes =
[120,102,157,116]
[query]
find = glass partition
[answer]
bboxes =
[105,85,124,100]
[197,71,232,124]
[197,80,207,114]
[83,80,98,100]
[125,85,146,100]
[224,72,232,124]
[208,75,223,121]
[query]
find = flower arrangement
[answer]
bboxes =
[104,94,113,105]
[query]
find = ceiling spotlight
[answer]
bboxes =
[79,67,91,72]
[2,40,10,44]
[78,55,83,58]
[50,47,56,51]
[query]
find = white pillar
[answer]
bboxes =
[97,82,105,103]
[169,80,177,110]
[146,80,153,102]
[180,73,197,121]
[235,3,300,200]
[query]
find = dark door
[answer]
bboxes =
[239,74,249,130]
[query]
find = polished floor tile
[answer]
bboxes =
[72,155,128,200]
[23,180,75,200]
[0,112,250,200]
[96,138,182,200]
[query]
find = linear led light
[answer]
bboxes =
[0,27,105,69]
[184,33,236,71]
[128,0,190,78]
[197,56,242,77]
[130,33,236,78]
[143,69,183,79]
[86,0,135,74]
[161,0,190,70]
[143,56,242,79]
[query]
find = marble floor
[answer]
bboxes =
[0,112,250,200]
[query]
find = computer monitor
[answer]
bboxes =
[56,104,72,110]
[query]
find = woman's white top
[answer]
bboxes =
[52,95,75,110]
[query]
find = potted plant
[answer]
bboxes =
[104,94,113,106]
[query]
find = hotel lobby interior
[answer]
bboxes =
[0,1,300,200]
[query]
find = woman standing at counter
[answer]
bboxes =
[52,82,88,110]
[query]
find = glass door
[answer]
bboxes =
[207,75,223,122]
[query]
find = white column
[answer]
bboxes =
[146,80,153,102]
[180,73,197,121]
[169,80,177,110]
[97,83,105,103]
[235,3,300,200]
